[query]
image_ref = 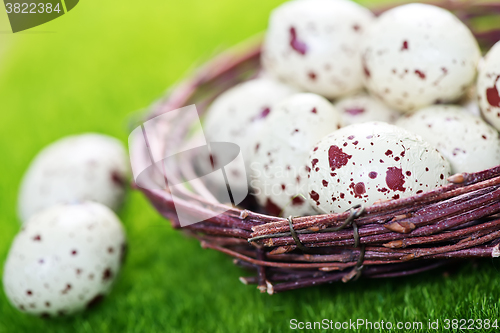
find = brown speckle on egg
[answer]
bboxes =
[307,122,450,213]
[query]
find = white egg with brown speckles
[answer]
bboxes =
[262,0,374,98]
[199,77,299,196]
[334,92,400,126]
[396,105,500,173]
[361,3,481,112]
[250,93,343,217]
[307,122,450,213]
[3,202,126,317]
[18,133,130,224]
[477,41,500,131]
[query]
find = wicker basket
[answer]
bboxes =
[130,0,500,294]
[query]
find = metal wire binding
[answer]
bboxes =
[282,204,366,255]
[341,204,366,282]
[247,204,367,243]
[284,204,367,282]
[287,216,312,253]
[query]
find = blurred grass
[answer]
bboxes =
[1,0,500,332]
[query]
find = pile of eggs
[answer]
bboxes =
[3,134,130,317]
[201,0,500,217]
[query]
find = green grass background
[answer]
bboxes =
[1,0,500,332]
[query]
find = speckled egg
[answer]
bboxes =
[199,76,299,194]
[250,93,342,217]
[478,41,500,131]
[3,202,126,317]
[262,0,374,99]
[396,105,500,173]
[18,133,130,223]
[361,3,481,112]
[334,92,400,126]
[307,122,451,213]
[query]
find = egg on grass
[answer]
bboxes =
[18,133,130,224]
[3,202,127,317]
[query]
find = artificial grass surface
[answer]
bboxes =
[1,0,500,332]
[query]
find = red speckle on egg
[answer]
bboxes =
[385,150,392,156]
[486,75,500,107]
[61,284,72,294]
[352,182,366,198]
[111,171,126,188]
[102,268,113,282]
[346,108,365,115]
[311,107,317,114]
[289,27,307,55]
[311,158,319,168]
[209,154,216,169]
[33,235,41,241]
[414,70,426,79]
[291,196,304,206]
[309,191,320,205]
[340,193,345,199]
[252,107,271,122]
[386,167,406,192]
[362,58,370,78]
[406,171,411,176]
[322,180,328,187]
[265,198,282,216]
[401,40,409,51]
[328,145,352,171]
[308,71,317,80]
